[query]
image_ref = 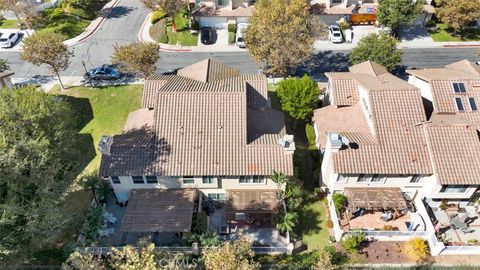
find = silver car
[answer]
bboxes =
[235,23,249,48]
[0,32,19,48]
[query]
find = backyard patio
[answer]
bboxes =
[432,206,480,245]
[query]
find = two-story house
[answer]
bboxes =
[314,60,480,210]
[192,0,253,29]
[99,59,294,239]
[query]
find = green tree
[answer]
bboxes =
[0,86,77,260]
[139,0,187,17]
[110,242,159,270]
[66,0,97,19]
[349,32,403,72]
[332,193,347,214]
[0,58,9,73]
[21,32,73,90]
[80,173,103,205]
[276,75,319,126]
[203,236,259,270]
[111,42,160,78]
[376,0,423,34]
[245,0,320,76]
[274,210,298,234]
[437,0,480,38]
[341,230,366,254]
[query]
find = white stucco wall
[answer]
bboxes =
[408,75,433,103]
[420,175,477,201]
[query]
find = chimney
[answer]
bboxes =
[277,134,295,154]
[98,136,113,155]
[327,132,347,152]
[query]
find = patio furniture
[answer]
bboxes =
[98,228,115,237]
[230,225,238,233]
[380,211,393,222]
[451,216,469,231]
[103,212,117,224]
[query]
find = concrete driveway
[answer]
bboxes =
[314,25,380,51]
[198,27,228,47]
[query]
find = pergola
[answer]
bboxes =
[344,187,408,211]
[120,189,196,233]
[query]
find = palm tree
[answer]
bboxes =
[270,171,289,203]
[275,210,298,236]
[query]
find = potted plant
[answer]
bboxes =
[468,239,478,246]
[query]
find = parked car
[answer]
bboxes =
[201,27,214,45]
[0,32,19,48]
[328,25,343,43]
[235,23,249,48]
[85,65,121,80]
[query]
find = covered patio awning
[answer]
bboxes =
[344,187,408,210]
[226,190,278,213]
[120,189,196,233]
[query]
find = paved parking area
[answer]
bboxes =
[198,27,228,47]
[0,30,33,52]
[314,26,380,51]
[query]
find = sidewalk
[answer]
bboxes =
[12,76,144,92]
[64,0,120,46]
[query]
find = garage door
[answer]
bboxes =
[200,17,228,29]
[236,17,249,24]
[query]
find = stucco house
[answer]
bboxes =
[191,0,253,29]
[98,59,294,246]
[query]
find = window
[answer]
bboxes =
[337,174,347,183]
[182,176,195,184]
[455,97,464,111]
[132,176,144,184]
[440,185,469,193]
[371,174,384,182]
[208,193,225,200]
[357,174,368,182]
[410,175,421,183]
[202,176,214,184]
[239,176,265,184]
[217,0,227,6]
[452,82,466,93]
[111,176,120,184]
[469,97,477,111]
[145,176,158,184]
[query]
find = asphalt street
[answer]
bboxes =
[0,0,478,79]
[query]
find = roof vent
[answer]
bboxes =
[99,136,113,155]
[277,134,295,154]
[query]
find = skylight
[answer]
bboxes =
[455,97,464,111]
[468,97,477,111]
[452,82,466,93]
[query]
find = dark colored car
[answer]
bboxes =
[85,66,121,80]
[201,27,214,45]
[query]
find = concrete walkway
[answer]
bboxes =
[12,76,143,92]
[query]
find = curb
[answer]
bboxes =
[138,12,193,52]
[443,44,480,48]
[64,0,120,47]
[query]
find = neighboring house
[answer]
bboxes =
[407,60,480,208]
[314,60,480,254]
[315,60,480,209]
[192,0,253,28]
[310,0,434,26]
[99,59,294,246]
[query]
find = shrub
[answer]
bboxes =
[468,239,479,245]
[149,18,168,43]
[332,193,347,213]
[325,219,333,229]
[404,237,429,262]
[228,23,236,33]
[81,206,103,242]
[323,246,348,265]
[191,212,208,234]
[151,9,167,24]
[339,20,350,30]
[341,230,366,254]
[382,225,399,231]
[439,199,448,210]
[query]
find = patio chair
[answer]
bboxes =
[103,212,117,224]
[98,228,115,237]
[230,225,238,233]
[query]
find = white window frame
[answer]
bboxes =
[239,176,266,184]
[336,174,348,183]
[440,185,469,194]
[111,176,120,184]
[182,176,195,185]
[145,176,158,184]
[356,174,386,184]
[202,176,214,184]
[132,176,145,184]
[208,193,226,201]
[410,175,421,183]
[371,174,386,183]
[468,97,477,111]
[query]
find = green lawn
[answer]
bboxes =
[52,84,143,171]
[297,199,332,251]
[429,23,480,42]
[37,8,90,40]
[0,19,18,29]
[164,9,198,46]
